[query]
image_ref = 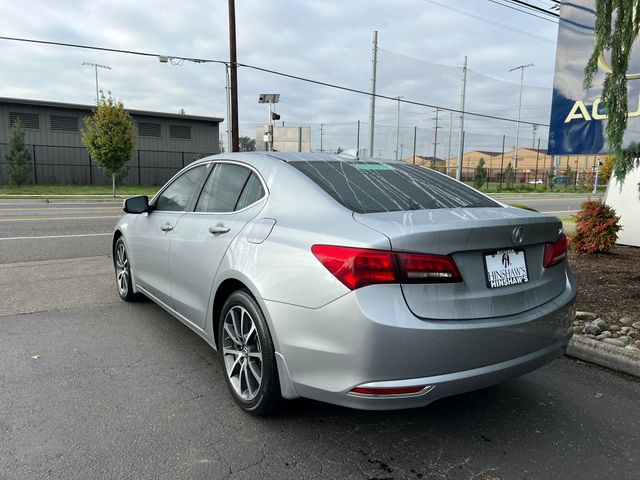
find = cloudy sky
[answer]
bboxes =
[0,0,561,156]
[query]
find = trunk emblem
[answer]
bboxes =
[511,226,524,245]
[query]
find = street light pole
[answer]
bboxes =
[509,63,534,169]
[82,62,111,104]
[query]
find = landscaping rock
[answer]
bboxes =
[634,340,640,348]
[609,325,622,332]
[594,318,608,330]
[596,331,612,340]
[572,326,583,335]
[575,311,597,321]
[584,324,602,335]
[621,326,631,334]
[633,322,640,330]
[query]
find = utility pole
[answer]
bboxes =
[456,56,468,181]
[320,124,324,153]
[432,107,441,168]
[509,63,534,169]
[82,62,110,105]
[532,123,539,150]
[395,96,403,160]
[225,64,232,153]
[228,0,240,152]
[368,31,378,159]
[447,110,453,176]
[412,126,417,164]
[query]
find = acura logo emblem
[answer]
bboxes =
[511,226,524,245]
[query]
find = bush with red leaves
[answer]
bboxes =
[571,200,622,253]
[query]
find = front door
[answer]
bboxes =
[130,164,206,306]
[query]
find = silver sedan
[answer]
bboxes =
[113,152,577,415]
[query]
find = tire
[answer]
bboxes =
[113,237,140,302]
[218,289,282,415]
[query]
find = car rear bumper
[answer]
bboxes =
[263,270,577,410]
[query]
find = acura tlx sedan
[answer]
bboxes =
[113,152,577,415]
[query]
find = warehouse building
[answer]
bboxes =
[0,97,222,185]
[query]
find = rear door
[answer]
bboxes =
[129,164,206,306]
[169,162,267,329]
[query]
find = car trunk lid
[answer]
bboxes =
[354,206,567,319]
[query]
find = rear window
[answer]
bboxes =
[289,161,499,213]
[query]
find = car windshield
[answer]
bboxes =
[289,160,499,214]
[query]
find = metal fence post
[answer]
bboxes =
[32,145,38,184]
[88,152,93,185]
[499,135,505,190]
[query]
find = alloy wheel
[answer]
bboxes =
[115,240,130,298]
[222,305,263,401]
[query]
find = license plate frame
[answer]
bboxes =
[483,248,529,289]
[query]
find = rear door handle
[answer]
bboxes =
[161,224,174,232]
[209,225,230,234]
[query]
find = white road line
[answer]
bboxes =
[0,233,112,241]
[544,210,578,215]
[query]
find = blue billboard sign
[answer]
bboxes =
[548,0,640,155]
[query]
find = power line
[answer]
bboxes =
[486,0,558,23]
[0,34,547,127]
[503,0,560,18]
[422,0,555,44]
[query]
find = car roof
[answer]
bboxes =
[190,151,401,167]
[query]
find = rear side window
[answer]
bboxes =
[155,165,206,211]
[289,161,499,213]
[195,163,265,213]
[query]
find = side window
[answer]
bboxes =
[155,165,206,212]
[236,173,266,210]
[195,163,264,213]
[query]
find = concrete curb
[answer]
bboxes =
[566,335,640,377]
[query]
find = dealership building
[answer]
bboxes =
[0,97,222,185]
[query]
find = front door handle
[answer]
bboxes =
[209,225,230,235]
[161,224,174,232]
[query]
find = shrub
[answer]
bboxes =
[571,200,622,253]
[473,158,487,189]
[5,119,32,186]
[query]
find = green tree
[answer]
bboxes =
[473,158,487,189]
[239,136,256,152]
[4,119,32,186]
[584,0,640,184]
[548,165,558,190]
[504,162,515,190]
[564,165,574,189]
[82,93,136,196]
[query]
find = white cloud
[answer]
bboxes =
[0,0,559,156]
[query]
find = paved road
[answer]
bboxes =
[1,256,639,480]
[0,194,601,264]
[494,193,603,216]
[0,201,121,263]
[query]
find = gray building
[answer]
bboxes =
[0,97,223,185]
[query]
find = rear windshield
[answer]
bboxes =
[290,160,499,213]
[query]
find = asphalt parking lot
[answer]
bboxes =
[2,195,637,480]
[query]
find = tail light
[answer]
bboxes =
[543,233,567,268]
[311,245,462,290]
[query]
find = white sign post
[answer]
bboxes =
[604,165,640,247]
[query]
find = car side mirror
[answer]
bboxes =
[123,195,150,214]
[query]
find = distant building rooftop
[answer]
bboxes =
[0,97,223,123]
